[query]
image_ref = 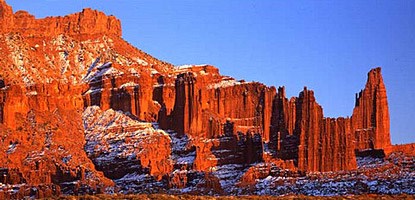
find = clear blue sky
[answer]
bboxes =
[7,0,415,144]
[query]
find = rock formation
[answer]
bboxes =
[1,0,121,37]
[0,0,406,197]
[83,106,173,181]
[171,72,202,137]
[392,143,415,156]
[352,67,391,152]
[0,1,165,196]
[270,87,357,172]
[0,0,14,33]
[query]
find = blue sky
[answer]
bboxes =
[7,0,415,144]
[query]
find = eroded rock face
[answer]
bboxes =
[320,117,356,171]
[171,72,201,137]
[202,82,274,140]
[295,88,325,171]
[163,66,391,173]
[0,0,403,197]
[269,87,357,172]
[166,70,275,140]
[0,1,166,197]
[1,1,121,37]
[352,67,391,151]
[296,89,356,172]
[0,1,14,33]
[266,68,392,172]
[392,143,415,156]
[0,83,113,195]
[83,106,173,181]
[0,79,5,124]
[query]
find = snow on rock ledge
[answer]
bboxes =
[82,106,173,181]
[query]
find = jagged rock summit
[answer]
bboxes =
[0,0,121,36]
[0,1,413,198]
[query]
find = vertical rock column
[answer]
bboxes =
[352,67,391,151]
[172,72,202,137]
[321,118,356,171]
[203,83,272,138]
[261,86,276,142]
[295,88,357,172]
[296,88,324,172]
[270,86,297,154]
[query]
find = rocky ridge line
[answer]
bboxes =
[0,1,412,198]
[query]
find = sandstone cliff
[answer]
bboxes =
[0,0,402,197]
[1,1,121,37]
[352,67,391,152]
[269,87,357,172]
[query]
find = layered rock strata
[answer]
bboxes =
[0,0,400,197]
[0,1,121,37]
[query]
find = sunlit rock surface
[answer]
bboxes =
[0,0,413,198]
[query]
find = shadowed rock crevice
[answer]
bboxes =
[0,79,5,124]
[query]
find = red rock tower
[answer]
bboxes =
[171,72,203,137]
[352,67,391,151]
[271,87,357,172]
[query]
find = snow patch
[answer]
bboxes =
[26,91,38,96]
[120,82,139,88]
[207,79,248,89]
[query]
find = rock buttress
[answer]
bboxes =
[352,67,391,152]
[171,72,203,137]
[270,87,357,172]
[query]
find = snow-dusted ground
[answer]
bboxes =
[254,154,415,196]
[211,164,246,194]
[83,106,171,184]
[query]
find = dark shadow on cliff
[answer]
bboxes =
[110,76,132,114]
[212,121,264,167]
[0,78,5,124]
[153,76,169,129]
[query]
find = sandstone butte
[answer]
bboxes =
[0,1,413,198]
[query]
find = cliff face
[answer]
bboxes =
[167,73,275,140]
[0,82,112,195]
[0,0,399,197]
[0,1,171,196]
[352,67,391,151]
[296,88,324,171]
[164,67,389,174]
[83,106,173,181]
[266,68,391,172]
[171,72,201,137]
[1,0,121,37]
[0,1,14,32]
[270,87,357,172]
